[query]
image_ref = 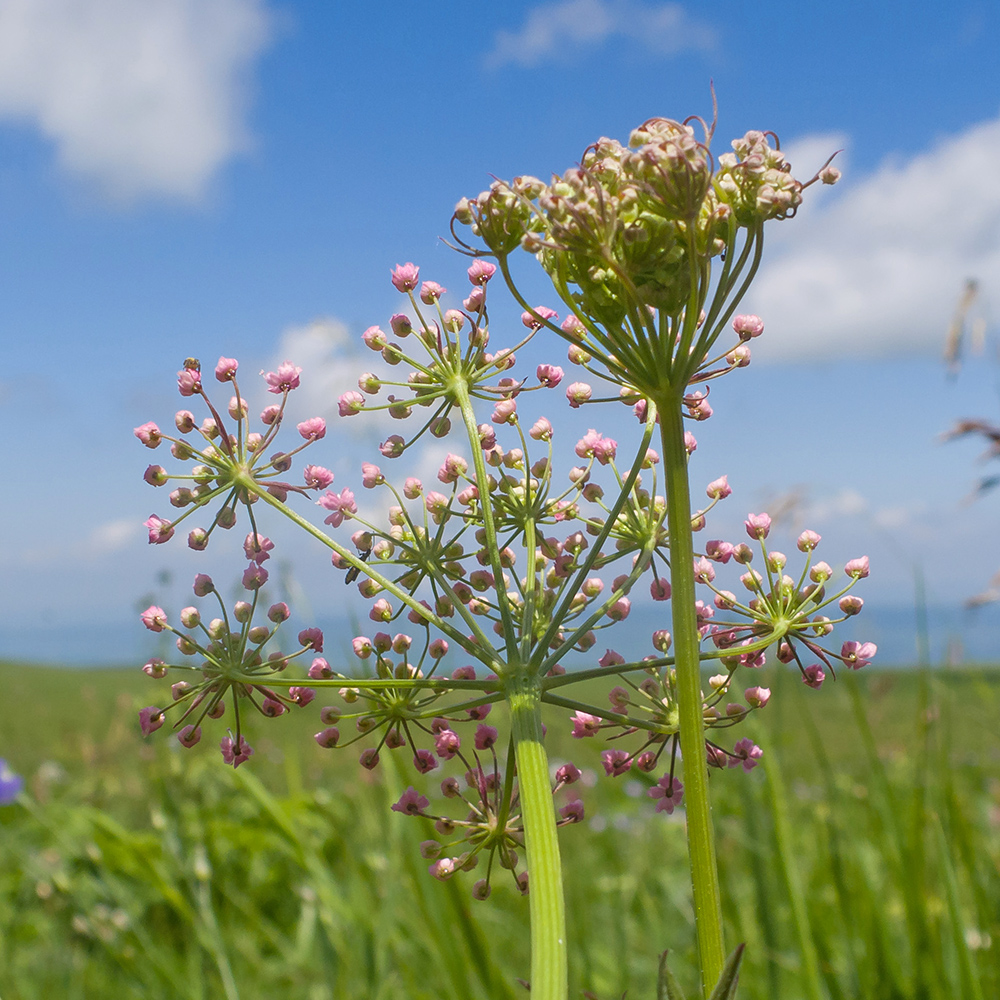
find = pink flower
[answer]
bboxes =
[598,649,625,667]
[840,595,864,616]
[303,464,334,489]
[297,417,326,440]
[529,417,553,441]
[745,686,771,708]
[694,558,715,583]
[391,263,420,292]
[559,801,585,823]
[521,306,558,330]
[359,462,383,489]
[338,391,365,417]
[744,512,771,540]
[802,664,826,688]
[684,432,698,455]
[536,364,564,387]
[391,786,430,815]
[467,259,496,285]
[475,725,499,750]
[566,382,592,408]
[650,577,671,601]
[380,435,405,458]
[571,711,602,738]
[705,540,733,563]
[648,775,684,814]
[420,280,446,304]
[264,362,302,394]
[314,727,340,748]
[215,357,239,382]
[730,738,763,772]
[845,556,870,579]
[134,422,162,448]
[706,475,731,500]
[369,599,393,622]
[298,627,324,651]
[733,314,764,339]
[797,530,821,552]
[145,514,174,544]
[220,733,254,768]
[412,749,439,773]
[178,725,202,748]
[317,488,357,527]
[139,604,167,632]
[139,706,164,735]
[555,762,582,786]
[242,564,268,590]
[602,749,632,776]
[437,454,468,484]
[177,368,201,396]
[243,533,273,563]
[435,729,461,759]
[841,640,876,669]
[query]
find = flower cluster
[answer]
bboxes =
[559,514,873,810]
[137,570,321,766]
[135,357,333,560]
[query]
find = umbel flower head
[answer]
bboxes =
[135,357,333,553]
[138,570,320,766]
[452,109,839,399]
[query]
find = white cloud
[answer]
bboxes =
[746,114,1000,360]
[485,0,715,69]
[0,0,272,202]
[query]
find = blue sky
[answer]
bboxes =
[2,0,1000,665]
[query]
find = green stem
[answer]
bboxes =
[657,392,725,997]
[509,674,567,1000]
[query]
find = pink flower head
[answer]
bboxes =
[220,733,254,768]
[139,706,164,735]
[650,577,671,601]
[178,725,202,748]
[733,314,764,340]
[730,738,763,772]
[134,422,162,448]
[802,664,826,688]
[428,638,449,659]
[522,306,558,331]
[649,775,684,814]
[841,640,876,669]
[215,357,239,382]
[744,512,771,540]
[536,363,564,387]
[338,391,365,417]
[684,431,698,455]
[571,711,602,738]
[560,800,585,823]
[264,362,302,394]
[598,649,625,667]
[845,556,870,579]
[694,557,716,583]
[145,514,174,544]
[317,488,357,527]
[434,729,461,759]
[391,263,420,292]
[177,367,201,396]
[556,762,582,785]
[412,749,439,774]
[369,599,393,622]
[303,464,334,489]
[141,605,168,632]
[566,382,592,408]
[706,475,732,500]
[297,417,326,440]
[360,462,383,489]
[840,595,864,616]
[467,259,496,285]
[391,786,430,815]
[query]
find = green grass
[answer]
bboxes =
[1,660,998,998]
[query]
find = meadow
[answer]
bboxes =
[1,659,997,999]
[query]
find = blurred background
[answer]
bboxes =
[2,0,1000,667]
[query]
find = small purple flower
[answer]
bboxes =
[0,759,24,804]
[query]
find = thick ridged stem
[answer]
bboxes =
[509,675,566,1000]
[657,393,725,997]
